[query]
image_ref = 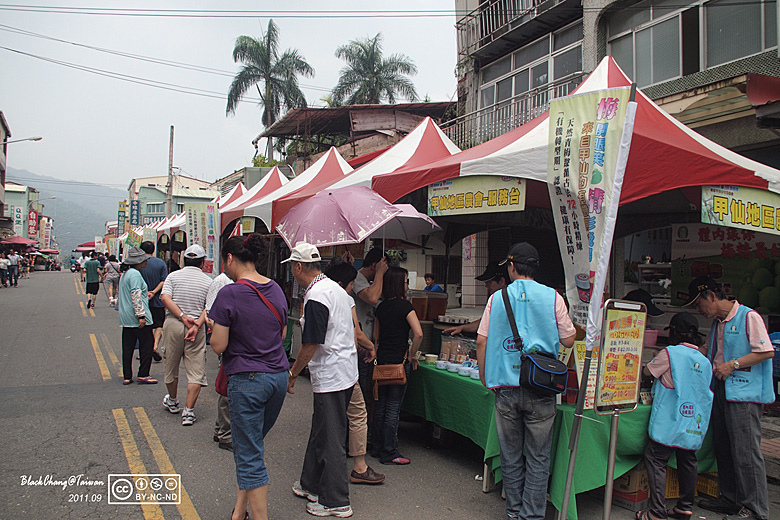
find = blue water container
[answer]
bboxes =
[769,332,780,377]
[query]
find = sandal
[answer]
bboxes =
[668,506,692,519]
[123,379,133,385]
[230,507,249,520]
[137,377,158,385]
[381,457,410,465]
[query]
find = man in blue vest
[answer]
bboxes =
[684,277,774,520]
[641,312,713,520]
[476,242,576,520]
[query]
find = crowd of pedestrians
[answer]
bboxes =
[103,235,777,520]
[0,249,35,287]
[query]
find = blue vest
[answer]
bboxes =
[485,279,559,389]
[708,304,775,404]
[648,345,713,450]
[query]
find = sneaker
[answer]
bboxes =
[306,501,353,518]
[292,481,318,502]
[163,394,180,414]
[86,300,91,309]
[349,466,385,484]
[181,409,196,426]
[152,350,162,362]
[723,507,760,520]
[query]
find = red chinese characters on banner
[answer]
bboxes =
[27,210,38,237]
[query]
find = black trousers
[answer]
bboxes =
[644,438,698,518]
[300,387,351,508]
[122,326,154,380]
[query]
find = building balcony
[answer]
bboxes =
[457,0,582,63]
[442,72,584,149]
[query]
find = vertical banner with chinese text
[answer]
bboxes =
[547,88,635,338]
[184,202,219,275]
[27,210,38,237]
[117,201,126,236]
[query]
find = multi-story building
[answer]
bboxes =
[3,181,46,239]
[135,184,219,225]
[0,112,10,236]
[449,0,779,164]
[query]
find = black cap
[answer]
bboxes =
[664,312,702,336]
[499,242,539,267]
[682,277,720,307]
[623,289,664,317]
[476,261,509,282]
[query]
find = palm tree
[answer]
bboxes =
[332,33,418,106]
[226,20,314,159]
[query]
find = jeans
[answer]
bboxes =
[371,363,410,462]
[300,387,352,508]
[645,439,698,518]
[494,386,556,520]
[228,371,287,491]
[121,326,154,380]
[711,379,769,519]
[8,265,18,286]
[0,269,7,286]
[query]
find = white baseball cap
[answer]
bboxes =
[281,243,321,263]
[184,244,206,259]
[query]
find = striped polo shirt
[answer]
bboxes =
[161,266,212,319]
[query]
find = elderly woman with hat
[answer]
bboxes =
[117,246,157,385]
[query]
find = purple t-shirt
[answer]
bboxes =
[208,279,290,376]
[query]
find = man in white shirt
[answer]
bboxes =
[7,250,21,287]
[287,243,357,518]
[160,244,213,427]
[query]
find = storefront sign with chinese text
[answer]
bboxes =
[702,185,780,237]
[27,209,38,237]
[427,176,525,217]
[595,305,645,410]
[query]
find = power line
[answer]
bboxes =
[0,23,333,93]
[0,45,265,102]
[7,175,127,189]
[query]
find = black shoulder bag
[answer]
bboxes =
[501,287,568,396]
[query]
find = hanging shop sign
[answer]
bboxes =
[547,87,633,327]
[129,200,140,226]
[240,216,255,234]
[126,229,142,248]
[27,210,38,237]
[427,176,525,217]
[11,205,23,236]
[702,185,780,237]
[117,201,126,235]
[184,202,219,275]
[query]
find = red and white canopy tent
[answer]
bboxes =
[372,57,780,206]
[271,116,461,229]
[216,182,246,210]
[219,166,289,233]
[243,147,353,233]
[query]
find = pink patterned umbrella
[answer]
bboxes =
[275,186,401,248]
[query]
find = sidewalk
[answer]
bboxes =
[761,415,780,481]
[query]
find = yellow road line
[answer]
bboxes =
[89,333,112,381]
[112,409,166,520]
[73,276,81,294]
[134,408,201,520]
[79,301,88,317]
[89,305,96,318]
[101,334,122,377]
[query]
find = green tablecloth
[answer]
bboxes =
[402,363,716,520]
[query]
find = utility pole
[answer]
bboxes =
[165,125,174,217]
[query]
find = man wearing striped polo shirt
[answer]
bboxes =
[160,244,213,426]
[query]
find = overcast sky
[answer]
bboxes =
[0,1,457,191]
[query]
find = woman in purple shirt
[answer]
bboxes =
[209,234,289,520]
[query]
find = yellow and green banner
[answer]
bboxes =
[427,176,525,216]
[702,185,780,236]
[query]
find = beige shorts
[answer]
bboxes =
[162,319,207,386]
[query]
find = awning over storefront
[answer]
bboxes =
[219,166,289,232]
[271,117,461,228]
[371,57,780,205]
[243,147,353,232]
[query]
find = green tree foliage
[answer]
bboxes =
[226,20,314,158]
[251,154,283,168]
[332,33,418,105]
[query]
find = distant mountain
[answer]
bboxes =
[6,167,127,257]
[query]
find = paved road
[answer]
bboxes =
[1,271,778,519]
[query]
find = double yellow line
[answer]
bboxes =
[74,274,96,317]
[113,407,200,520]
[73,273,85,294]
[89,333,121,381]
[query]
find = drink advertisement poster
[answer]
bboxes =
[573,341,600,410]
[595,304,645,411]
[547,87,632,328]
[184,203,219,275]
